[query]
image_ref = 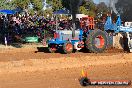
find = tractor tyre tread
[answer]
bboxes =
[86,30,108,53]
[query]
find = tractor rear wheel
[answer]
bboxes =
[63,42,73,54]
[86,30,108,53]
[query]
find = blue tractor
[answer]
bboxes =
[47,16,109,54]
[47,14,132,54]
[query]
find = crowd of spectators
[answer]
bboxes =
[0,13,74,44]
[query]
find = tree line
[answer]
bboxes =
[0,0,108,17]
[0,0,132,21]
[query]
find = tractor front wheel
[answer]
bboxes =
[63,42,73,54]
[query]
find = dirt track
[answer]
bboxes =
[0,47,132,88]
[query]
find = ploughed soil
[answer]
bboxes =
[0,47,131,88]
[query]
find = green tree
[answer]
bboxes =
[28,8,34,15]
[62,0,81,14]
[12,0,30,10]
[96,2,109,17]
[41,8,53,18]
[0,0,14,10]
[11,0,43,12]
[79,6,89,15]
[30,0,43,11]
[79,0,96,17]
[62,0,82,21]
[47,0,62,11]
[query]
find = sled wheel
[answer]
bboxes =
[63,42,73,54]
[48,44,57,53]
[86,30,108,53]
[80,77,90,86]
